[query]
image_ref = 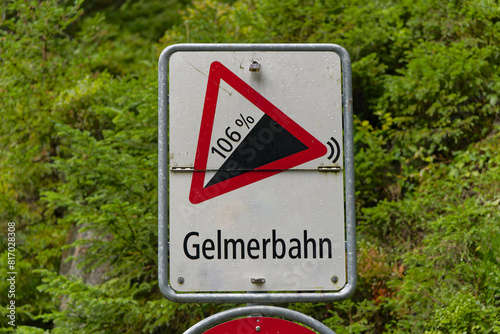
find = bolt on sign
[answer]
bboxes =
[158,44,356,301]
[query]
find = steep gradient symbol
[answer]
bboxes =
[189,61,327,204]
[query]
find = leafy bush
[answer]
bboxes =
[1,0,499,332]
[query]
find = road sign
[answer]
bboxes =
[159,44,356,302]
[183,305,337,334]
[203,317,316,334]
[169,50,344,292]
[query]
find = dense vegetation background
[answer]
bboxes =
[1,0,499,332]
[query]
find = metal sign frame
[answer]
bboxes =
[158,43,356,303]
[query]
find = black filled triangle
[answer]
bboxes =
[204,114,308,188]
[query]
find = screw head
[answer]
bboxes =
[255,326,261,332]
[331,275,338,284]
[177,277,185,284]
[249,59,261,72]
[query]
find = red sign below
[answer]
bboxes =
[203,316,317,333]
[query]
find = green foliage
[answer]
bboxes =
[83,0,190,41]
[1,0,89,328]
[362,130,500,333]
[0,0,188,331]
[1,0,499,332]
[159,0,266,44]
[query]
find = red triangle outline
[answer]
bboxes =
[189,61,327,204]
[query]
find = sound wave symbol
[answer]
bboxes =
[326,137,340,163]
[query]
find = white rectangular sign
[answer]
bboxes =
[168,51,345,292]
